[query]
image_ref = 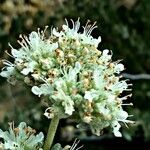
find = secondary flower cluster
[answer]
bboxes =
[0,122,44,150]
[0,19,133,137]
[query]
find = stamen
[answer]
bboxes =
[71,138,78,150]
[120,94,132,100]
[87,21,97,35]
[121,103,133,106]
[124,122,129,128]
[39,77,49,85]
[3,60,13,66]
[118,119,135,124]
[71,138,81,150]
[76,145,84,150]
[41,26,48,40]
[71,19,75,30]
[82,20,90,35]
[65,18,69,27]
[128,115,134,117]
[125,89,132,91]
[5,50,14,58]
[44,26,49,34]
[24,35,30,45]
[37,28,40,36]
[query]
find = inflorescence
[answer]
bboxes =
[0,122,44,150]
[0,19,133,137]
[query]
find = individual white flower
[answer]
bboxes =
[114,63,124,74]
[0,60,16,85]
[112,121,122,137]
[32,83,53,97]
[100,49,112,62]
[52,89,75,116]
[84,89,99,102]
[62,97,75,116]
[93,69,106,90]
[117,110,129,121]
[63,62,81,83]
[28,31,41,50]
[110,80,129,93]
[106,94,116,103]
[21,61,37,75]
[44,107,55,119]
[0,66,15,78]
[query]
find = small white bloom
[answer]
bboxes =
[44,107,55,119]
[84,90,98,102]
[21,61,37,75]
[117,110,128,121]
[67,62,81,82]
[0,66,15,78]
[112,122,122,137]
[107,94,116,103]
[52,28,61,37]
[114,63,124,73]
[32,84,53,97]
[62,98,75,116]
[93,69,105,90]
[31,86,42,97]
[110,80,128,93]
[29,31,41,50]
[101,49,112,62]
[96,103,110,115]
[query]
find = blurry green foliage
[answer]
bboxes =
[0,0,150,142]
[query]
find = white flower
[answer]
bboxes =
[0,66,15,78]
[62,98,74,116]
[117,110,128,121]
[0,60,16,84]
[67,62,81,82]
[52,89,75,116]
[114,63,124,73]
[106,94,116,103]
[93,69,105,90]
[84,89,98,102]
[100,49,112,62]
[96,103,110,115]
[112,122,122,137]
[21,61,37,75]
[32,83,53,97]
[44,107,55,119]
[110,80,128,93]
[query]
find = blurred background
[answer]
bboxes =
[0,0,150,149]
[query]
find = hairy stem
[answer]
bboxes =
[44,116,59,150]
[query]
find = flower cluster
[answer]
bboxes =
[0,122,44,150]
[0,19,133,137]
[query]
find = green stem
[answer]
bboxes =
[44,116,60,150]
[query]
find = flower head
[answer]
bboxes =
[0,122,44,150]
[0,19,133,137]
